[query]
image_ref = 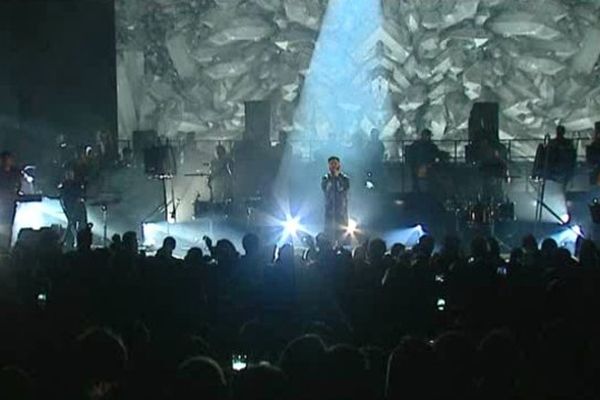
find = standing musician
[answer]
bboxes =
[542,125,577,187]
[406,129,446,193]
[547,125,576,185]
[59,168,88,250]
[209,144,234,204]
[586,122,600,185]
[321,156,350,243]
[0,152,21,250]
[73,145,98,187]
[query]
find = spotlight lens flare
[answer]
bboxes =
[282,217,302,237]
[346,218,359,235]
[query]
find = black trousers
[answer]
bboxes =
[325,216,348,245]
[62,200,88,249]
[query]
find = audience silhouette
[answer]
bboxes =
[1,227,599,399]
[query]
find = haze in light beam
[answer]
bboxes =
[274,0,391,231]
[293,0,392,140]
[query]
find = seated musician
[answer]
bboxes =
[586,122,600,185]
[546,125,576,186]
[406,129,446,193]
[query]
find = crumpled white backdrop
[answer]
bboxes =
[116,0,600,155]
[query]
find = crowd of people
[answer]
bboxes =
[1,226,600,400]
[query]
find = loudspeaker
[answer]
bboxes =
[469,102,499,143]
[133,130,158,161]
[144,145,177,176]
[244,101,271,145]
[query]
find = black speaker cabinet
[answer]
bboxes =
[144,145,177,176]
[133,130,158,161]
[469,102,499,143]
[244,101,271,146]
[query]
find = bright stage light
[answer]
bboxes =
[550,224,584,255]
[232,354,248,372]
[437,298,446,312]
[277,215,306,245]
[282,217,302,236]
[12,198,67,245]
[346,218,359,235]
[14,202,45,231]
[383,224,427,248]
[142,223,159,248]
[560,213,571,224]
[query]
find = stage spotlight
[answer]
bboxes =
[282,216,302,237]
[346,219,359,235]
[560,213,571,224]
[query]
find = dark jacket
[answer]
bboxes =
[321,173,350,232]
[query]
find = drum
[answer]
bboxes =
[466,202,492,225]
[495,201,515,222]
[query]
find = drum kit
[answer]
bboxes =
[446,197,516,227]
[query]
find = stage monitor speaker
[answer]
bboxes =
[469,102,499,143]
[133,130,158,161]
[244,101,271,146]
[144,145,177,176]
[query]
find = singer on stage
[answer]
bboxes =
[59,168,88,250]
[321,156,350,243]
